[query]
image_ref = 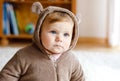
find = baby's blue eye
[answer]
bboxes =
[50,31,56,34]
[64,33,69,37]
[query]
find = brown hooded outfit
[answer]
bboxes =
[0,2,85,81]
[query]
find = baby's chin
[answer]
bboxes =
[50,51,63,55]
[45,47,69,54]
[51,49,69,54]
[47,50,65,55]
[51,49,68,54]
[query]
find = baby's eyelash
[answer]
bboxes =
[64,33,70,36]
[50,30,56,34]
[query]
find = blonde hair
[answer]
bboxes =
[43,11,74,24]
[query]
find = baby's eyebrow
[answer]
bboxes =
[49,19,60,23]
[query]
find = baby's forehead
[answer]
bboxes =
[41,12,74,32]
[44,12,74,24]
[43,21,74,34]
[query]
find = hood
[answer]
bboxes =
[31,2,80,53]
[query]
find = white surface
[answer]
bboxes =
[73,50,120,81]
[0,46,21,70]
[0,46,120,81]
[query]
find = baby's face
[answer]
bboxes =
[41,21,74,54]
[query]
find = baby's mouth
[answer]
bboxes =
[54,45,63,48]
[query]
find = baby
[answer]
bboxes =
[0,2,85,81]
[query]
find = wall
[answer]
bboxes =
[76,0,108,38]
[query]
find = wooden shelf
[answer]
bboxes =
[4,0,71,4]
[4,34,32,39]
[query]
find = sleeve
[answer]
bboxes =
[0,51,22,81]
[70,58,85,81]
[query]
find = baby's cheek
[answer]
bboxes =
[64,43,70,50]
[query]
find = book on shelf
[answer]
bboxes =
[8,3,19,35]
[3,3,19,35]
[3,3,11,35]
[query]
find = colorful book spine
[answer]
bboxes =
[3,3,11,35]
[8,3,19,35]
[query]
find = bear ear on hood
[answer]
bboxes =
[76,13,82,25]
[31,2,43,14]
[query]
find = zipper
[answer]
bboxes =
[53,61,59,81]
[48,54,58,81]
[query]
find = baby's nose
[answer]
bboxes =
[55,35,63,42]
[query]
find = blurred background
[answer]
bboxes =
[0,0,120,81]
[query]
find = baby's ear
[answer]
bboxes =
[31,2,43,14]
[76,14,82,24]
